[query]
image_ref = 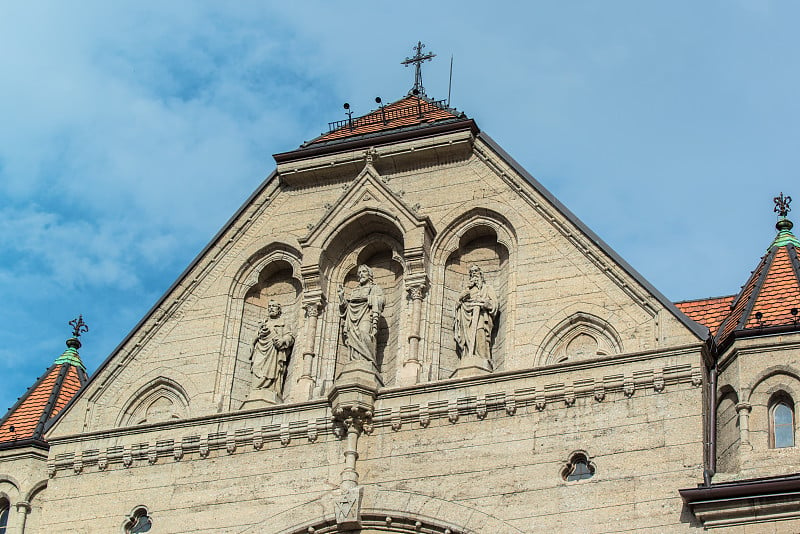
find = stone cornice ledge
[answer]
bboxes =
[380,343,702,398]
[680,475,800,528]
[45,347,702,477]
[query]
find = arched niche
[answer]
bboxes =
[219,243,303,409]
[716,385,740,473]
[117,377,190,427]
[538,312,623,367]
[23,481,47,534]
[438,225,510,378]
[322,227,405,387]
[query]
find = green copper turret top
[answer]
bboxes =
[770,193,800,249]
[53,315,88,371]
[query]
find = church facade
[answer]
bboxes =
[2,65,800,533]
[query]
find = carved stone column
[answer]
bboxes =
[15,501,31,534]
[397,280,427,385]
[296,299,323,400]
[736,402,753,450]
[328,402,372,530]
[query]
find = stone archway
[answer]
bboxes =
[256,487,524,534]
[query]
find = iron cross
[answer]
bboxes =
[402,41,436,96]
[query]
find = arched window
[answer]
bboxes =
[0,498,9,534]
[124,507,152,533]
[770,396,795,448]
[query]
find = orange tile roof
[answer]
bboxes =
[307,95,461,145]
[675,295,735,333]
[714,240,800,346]
[744,246,800,328]
[0,359,87,446]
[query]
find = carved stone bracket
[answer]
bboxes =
[391,407,402,431]
[280,423,291,446]
[623,376,635,398]
[419,402,430,427]
[448,399,459,423]
[653,370,665,392]
[328,361,380,492]
[226,432,237,454]
[334,486,364,530]
[505,393,517,416]
[307,420,319,442]
[476,395,487,419]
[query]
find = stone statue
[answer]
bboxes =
[249,300,294,398]
[338,264,385,365]
[454,265,498,365]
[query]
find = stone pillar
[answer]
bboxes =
[296,300,323,399]
[736,402,753,450]
[341,416,362,490]
[14,501,31,534]
[397,281,427,385]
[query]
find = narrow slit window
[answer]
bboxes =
[773,401,795,448]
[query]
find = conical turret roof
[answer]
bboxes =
[0,317,89,447]
[676,194,800,348]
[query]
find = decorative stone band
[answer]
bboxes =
[47,362,700,476]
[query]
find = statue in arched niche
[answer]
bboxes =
[454,265,498,372]
[338,264,385,367]
[248,300,294,402]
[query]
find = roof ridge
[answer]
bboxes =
[675,294,735,305]
[32,364,70,439]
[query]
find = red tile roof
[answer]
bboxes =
[307,95,461,145]
[0,356,87,446]
[675,295,735,333]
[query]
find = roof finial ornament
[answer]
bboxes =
[402,41,436,96]
[775,192,792,218]
[774,192,794,233]
[66,315,89,351]
[70,315,89,338]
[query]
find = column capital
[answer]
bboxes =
[303,299,324,317]
[735,402,753,414]
[406,284,427,300]
[15,500,31,514]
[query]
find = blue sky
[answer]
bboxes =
[1,1,798,414]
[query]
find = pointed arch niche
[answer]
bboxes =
[218,243,303,410]
[430,211,516,379]
[298,163,435,391]
[318,214,406,387]
[117,377,190,427]
[538,312,622,367]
